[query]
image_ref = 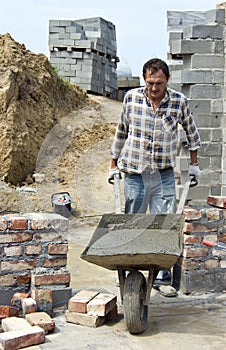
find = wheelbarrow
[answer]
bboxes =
[80,174,197,334]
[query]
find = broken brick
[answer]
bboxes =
[0,306,19,319]
[87,293,117,317]
[0,326,45,350]
[25,312,55,334]
[65,309,106,328]
[68,290,99,313]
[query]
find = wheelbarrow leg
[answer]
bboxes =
[144,267,155,306]
[117,269,126,304]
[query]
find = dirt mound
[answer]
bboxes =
[0,33,88,185]
[0,34,123,219]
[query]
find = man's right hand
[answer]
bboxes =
[108,167,121,182]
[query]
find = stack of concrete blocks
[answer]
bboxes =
[49,17,119,99]
[167,6,226,205]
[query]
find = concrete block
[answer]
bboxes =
[212,70,224,84]
[65,309,106,328]
[211,100,223,114]
[49,20,60,27]
[198,142,222,157]
[168,31,183,42]
[49,26,65,34]
[183,24,223,40]
[194,114,222,128]
[2,317,32,332]
[187,85,222,99]
[190,54,224,69]
[198,128,211,143]
[68,290,99,313]
[87,293,117,317]
[205,9,225,24]
[59,20,73,26]
[0,326,45,350]
[181,69,212,84]
[170,39,213,55]
[25,312,55,334]
[175,157,189,172]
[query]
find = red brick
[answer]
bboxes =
[184,235,202,245]
[0,326,45,350]
[0,306,19,319]
[1,260,36,272]
[8,216,28,230]
[183,222,218,234]
[183,206,202,221]
[31,289,53,305]
[183,247,209,258]
[65,309,106,328]
[0,233,32,244]
[0,218,8,230]
[25,312,55,334]
[21,298,37,315]
[31,272,70,286]
[205,208,220,220]
[2,317,32,331]
[181,260,201,271]
[48,243,68,255]
[16,274,31,285]
[87,293,117,317]
[25,244,42,255]
[204,259,219,270]
[11,293,30,310]
[68,290,99,313]
[0,274,14,286]
[4,246,22,257]
[33,232,64,242]
[219,233,226,243]
[43,257,67,268]
[207,196,226,209]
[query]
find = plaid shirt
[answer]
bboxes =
[111,87,201,174]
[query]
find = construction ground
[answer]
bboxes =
[0,33,226,349]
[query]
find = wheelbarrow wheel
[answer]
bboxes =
[123,270,147,334]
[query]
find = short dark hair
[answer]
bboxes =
[143,58,170,79]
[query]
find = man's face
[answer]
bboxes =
[144,69,169,102]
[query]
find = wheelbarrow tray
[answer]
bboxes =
[81,213,185,271]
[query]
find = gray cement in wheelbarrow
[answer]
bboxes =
[81,213,185,271]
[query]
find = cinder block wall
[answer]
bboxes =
[49,17,119,99]
[0,213,71,309]
[168,7,226,205]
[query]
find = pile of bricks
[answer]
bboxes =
[65,289,118,328]
[0,292,55,349]
[49,17,119,98]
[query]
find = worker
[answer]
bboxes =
[109,58,201,296]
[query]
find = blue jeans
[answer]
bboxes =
[124,168,176,214]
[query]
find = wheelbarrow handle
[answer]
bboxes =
[176,174,198,214]
[190,174,198,187]
[108,172,122,185]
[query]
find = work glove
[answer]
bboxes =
[189,164,201,178]
[108,167,121,183]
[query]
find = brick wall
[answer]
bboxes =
[0,213,71,309]
[174,197,226,293]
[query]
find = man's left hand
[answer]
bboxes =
[189,164,201,178]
